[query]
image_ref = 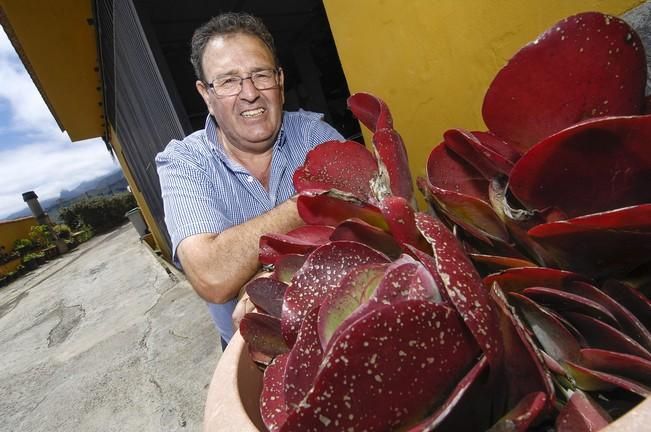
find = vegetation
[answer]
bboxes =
[58,192,137,233]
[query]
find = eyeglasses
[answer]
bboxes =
[206,68,281,97]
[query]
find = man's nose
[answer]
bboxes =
[238,77,260,100]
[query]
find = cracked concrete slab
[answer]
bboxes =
[0,223,221,431]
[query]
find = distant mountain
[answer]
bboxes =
[5,169,129,222]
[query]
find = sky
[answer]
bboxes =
[0,26,119,220]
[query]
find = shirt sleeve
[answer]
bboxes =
[305,112,345,149]
[155,141,233,265]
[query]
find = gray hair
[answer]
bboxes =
[190,12,277,82]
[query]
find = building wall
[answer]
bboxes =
[0,216,36,275]
[323,0,643,204]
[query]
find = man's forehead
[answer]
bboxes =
[202,33,274,75]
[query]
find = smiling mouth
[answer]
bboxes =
[241,108,266,118]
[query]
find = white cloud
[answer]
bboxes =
[0,26,118,219]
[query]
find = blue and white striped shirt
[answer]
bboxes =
[156,110,343,264]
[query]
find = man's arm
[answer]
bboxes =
[177,197,302,304]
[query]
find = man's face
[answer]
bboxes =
[196,33,284,155]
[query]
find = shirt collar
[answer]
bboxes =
[205,113,286,161]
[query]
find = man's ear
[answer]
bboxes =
[196,80,214,115]
[278,68,285,105]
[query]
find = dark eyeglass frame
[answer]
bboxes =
[206,68,282,97]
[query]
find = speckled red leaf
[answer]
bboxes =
[240,312,289,360]
[272,254,307,284]
[373,128,414,203]
[487,392,549,432]
[245,277,287,318]
[563,281,651,351]
[374,255,441,304]
[284,307,324,409]
[379,195,428,250]
[509,116,651,218]
[281,241,390,346]
[406,356,492,432]
[470,254,538,275]
[581,348,651,386]
[259,225,334,265]
[317,263,387,349]
[443,129,517,178]
[483,12,646,151]
[522,287,619,327]
[293,140,378,201]
[491,285,555,408]
[426,143,489,201]
[260,353,290,431]
[330,218,402,259]
[564,360,651,397]
[483,267,588,294]
[347,92,393,132]
[528,205,651,277]
[296,190,389,230]
[564,312,651,360]
[508,292,581,364]
[603,279,651,331]
[555,390,612,432]
[405,245,449,303]
[415,212,502,370]
[280,301,479,432]
[420,181,509,245]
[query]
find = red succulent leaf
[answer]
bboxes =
[473,131,523,164]
[272,254,307,284]
[240,312,289,359]
[404,245,449,303]
[508,292,582,364]
[379,195,428,250]
[581,348,651,386]
[564,360,651,397]
[296,189,389,230]
[483,12,646,151]
[374,255,442,304]
[245,277,287,318]
[563,312,651,361]
[406,356,492,432]
[281,241,390,346]
[487,392,549,432]
[528,204,651,277]
[483,267,589,294]
[330,218,403,259]
[443,129,516,178]
[509,117,651,218]
[426,143,489,201]
[491,285,555,407]
[347,92,393,131]
[373,128,414,203]
[421,181,510,245]
[522,287,619,328]
[280,301,479,432]
[469,253,538,275]
[284,307,324,409]
[259,225,334,265]
[555,390,612,432]
[260,353,290,431]
[415,212,502,371]
[293,140,378,201]
[564,281,651,352]
[317,263,387,349]
[603,279,651,331]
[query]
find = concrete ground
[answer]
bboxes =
[0,224,221,431]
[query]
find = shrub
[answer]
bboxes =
[29,225,53,249]
[13,238,34,257]
[58,192,137,233]
[53,224,71,240]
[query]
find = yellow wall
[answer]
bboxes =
[323,0,643,202]
[0,216,36,253]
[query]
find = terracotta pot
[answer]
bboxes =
[203,332,651,431]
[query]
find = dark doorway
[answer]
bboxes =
[133,0,360,140]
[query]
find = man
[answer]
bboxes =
[155,12,343,346]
